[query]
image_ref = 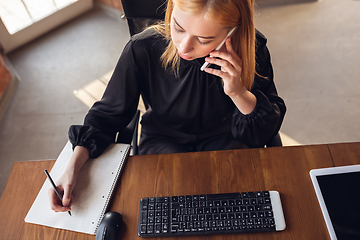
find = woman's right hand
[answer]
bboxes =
[48,145,89,212]
[48,170,77,212]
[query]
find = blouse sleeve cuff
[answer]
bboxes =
[68,125,114,158]
[234,90,269,119]
[231,90,282,147]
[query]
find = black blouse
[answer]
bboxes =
[69,29,286,158]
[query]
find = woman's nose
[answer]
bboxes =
[180,36,193,54]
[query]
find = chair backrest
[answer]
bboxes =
[121,0,167,36]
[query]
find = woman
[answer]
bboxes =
[49,0,286,212]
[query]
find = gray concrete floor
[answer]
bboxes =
[1,0,360,197]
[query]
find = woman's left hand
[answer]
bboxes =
[204,38,257,115]
[204,38,246,97]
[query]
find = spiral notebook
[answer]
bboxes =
[24,141,131,235]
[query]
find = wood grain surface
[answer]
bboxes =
[1,143,358,240]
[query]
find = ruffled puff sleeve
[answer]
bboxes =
[231,32,286,148]
[68,125,115,158]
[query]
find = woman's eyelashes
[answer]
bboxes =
[173,25,211,45]
[174,25,184,33]
[197,39,211,45]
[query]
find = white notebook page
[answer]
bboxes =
[25,141,130,235]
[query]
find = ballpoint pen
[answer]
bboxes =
[44,169,72,216]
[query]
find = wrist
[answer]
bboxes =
[226,84,248,98]
[65,146,89,176]
[230,89,257,115]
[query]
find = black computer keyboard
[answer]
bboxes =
[138,191,286,237]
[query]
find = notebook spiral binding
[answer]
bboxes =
[94,144,131,234]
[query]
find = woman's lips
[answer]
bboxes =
[178,51,192,60]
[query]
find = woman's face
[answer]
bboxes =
[170,4,229,61]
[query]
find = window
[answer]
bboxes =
[0,0,93,53]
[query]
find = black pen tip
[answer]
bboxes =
[68,211,72,216]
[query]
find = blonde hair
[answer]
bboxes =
[152,0,255,90]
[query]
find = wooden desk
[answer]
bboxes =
[1,142,359,240]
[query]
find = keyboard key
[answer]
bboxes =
[141,198,148,210]
[248,192,256,198]
[226,206,233,212]
[155,223,161,233]
[171,202,180,209]
[162,223,169,231]
[241,192,248,198]
[147,224,154,234]
[141,210,147,224]
[263,205,272,210]
[206,201,214,207]
[171,224,178,233]
[240,206,247,212]
[227,213,235,219]
[207,193,240,201]
[156,197,169,203]
[265,211,273,217]
[192,195,199,201]
[148,210,155,218]
[211,207,218,213]
[140,224,146,234]
[235,212,242,219]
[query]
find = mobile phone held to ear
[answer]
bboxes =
[200,27,237,71]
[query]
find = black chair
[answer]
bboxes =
[116,110,140,154]
[266,132,282,147]
[121,0,167,36]
[118,0,282,151]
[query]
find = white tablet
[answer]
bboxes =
[310,164,360,240]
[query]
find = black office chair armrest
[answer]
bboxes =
[265,132,282,147]
[116,110,140,146]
